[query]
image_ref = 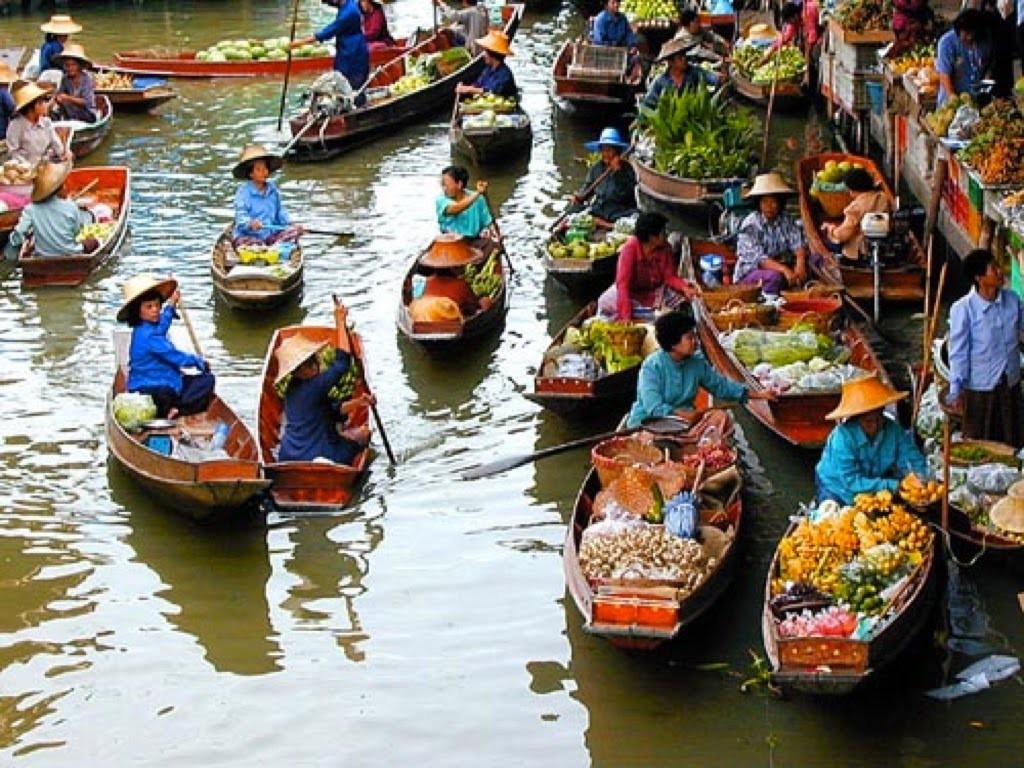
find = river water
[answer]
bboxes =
[0,1,1021,765]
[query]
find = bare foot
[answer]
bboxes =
[167,408,179,420]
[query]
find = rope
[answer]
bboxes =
[930,520,987,569]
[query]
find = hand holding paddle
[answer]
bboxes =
[550,143,636,233]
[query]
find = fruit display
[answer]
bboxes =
[579,521,710,588]
[557,319,646,375]
[95,72,136,90]
[733,44,805,85]
[462,94,516,113]
[923,92,972,137]
[898,473,944,507]
[811,158,865,190]
[76,221,114,244]
[959,100,1024,185]
[832,0,892,34]
[546,233,627,261]
[236,243,281,265]
[462,252,502,299]
[886,44,935,76]
[391,71,434,95]
[620,0,679,23]
[635,87,759,180]
[194,37,330,63]
[680,442,735,477]
[0,159,35,187]
[778,605,859,638]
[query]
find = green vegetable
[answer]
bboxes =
[113,392,157,430]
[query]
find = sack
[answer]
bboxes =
[408,296,462,323]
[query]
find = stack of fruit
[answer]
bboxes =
[462,253,502,299]
[620,0,680,25]
[563,320,646,373]
[0,159,35,187]
[887,44,935,76]
[898,473,944,508]
[959,100,1024,184]
[923,92,971,137]
[194,37,330,62]
[733,44,805,85]
[832,0,892,34]
[76,221,114,244]
[462,94,516,113]
[95,72,135,90]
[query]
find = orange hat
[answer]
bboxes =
[826,373,907,421]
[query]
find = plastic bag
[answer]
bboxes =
[664,491,700,540]
[966,464,1021,494]
[925,655,1020,701]
[947,104,980,140]
[915,382,945,440]
[112,392,157,431]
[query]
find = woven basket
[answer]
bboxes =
[710,299,777,332]
[702,282,762,312]
[781,281,843,302]
[777,297,842,333]
[814,186,854,218]
[603,325,647,357]
[591,436,663,488]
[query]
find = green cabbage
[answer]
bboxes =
[113,393,157,430]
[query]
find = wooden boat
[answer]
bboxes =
[524,302,641,417]
[564,413,745,650]
[210,227,304,310]
[449,97,532,165]
[797,152,926,304]
[681,237,891,448]
[0,204,24,246]
[287,5,523,161]
[108,37,416,78]
[632,153,745,209]
[53,96,114,159]
[762,517,938,694]
[542,231,620,299]
[106,331,270,523]
[397,230,509,352]
[18,166,131,288]
[729,64,805,109]
[256,323,373,512]
[551,40,644,116]
[97,82,178,113]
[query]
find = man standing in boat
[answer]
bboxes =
[947,249,1024,448]
[292,0,370,91]
[434,0,490,55]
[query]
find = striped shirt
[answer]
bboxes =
[733,210,805,283]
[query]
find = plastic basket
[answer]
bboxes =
[866,80,884,115]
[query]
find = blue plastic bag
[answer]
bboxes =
[664,491,700,540]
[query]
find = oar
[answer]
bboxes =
[176,297,204,358]
[200,207,355,238]
[333,293,396,465]
[281,112,327,156]
[760,41,783,168]
[549,143,636,233]
[70,178,99,201]
[912,259,948,423]
[460,416,694,481]
[277,0,303,133]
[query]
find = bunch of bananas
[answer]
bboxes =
[76,222,113,244]
[463,253,502,299]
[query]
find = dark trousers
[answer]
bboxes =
[140,371,216,417]
[963,379,1023,449]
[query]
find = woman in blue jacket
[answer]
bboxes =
[292,0,370,90]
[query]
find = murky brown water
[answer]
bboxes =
[0,1,1021,765]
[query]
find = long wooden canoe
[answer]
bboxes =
[763,516,938,694]
[449,97,532,166]
[210,226,304,310]
[542,231,620,299]
[524,301,641,417]
[632,153,745,209]
[796,152,926,304]
[729,64,805,110]
[97,84,178,113]
[53,96,114,160]
[108,37,415,78]
[287,6,523,161]
[19,166,131,288]
[681,237,891,448]
[564,412,745,651]
[106,332,270,523]
[256,323,373,512]
[551,40,644,116]
[397,229,509,353]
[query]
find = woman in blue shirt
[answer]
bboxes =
[118,274,215,419]
[38,15,82,74]
[232,144,302,247]
[815,374,929,505]
[275,304,373,465]
[456,31,518,99]
[437,165,493,239]
[935,9,990,106]
[292,0,370,90]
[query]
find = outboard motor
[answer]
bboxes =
[307,71,356,117]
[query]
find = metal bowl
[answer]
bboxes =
[140,418,177,430]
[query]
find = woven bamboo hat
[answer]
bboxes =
[11,79,50,112]
[744,172,796,200]
[53,43,93,69]
[420,232,484,268]
[31,160,71,203]
[476,30,513,57]
[746,22,778,41]
[989,496,1024,534]
[0,63,17,84]
[657,38,698,62]
[826,373,907,421]
[117,273,178,323]
[41,14,83,34]
[232,144,284,180]
[274,334,328,388]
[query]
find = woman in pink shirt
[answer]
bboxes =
[597,211,697,322]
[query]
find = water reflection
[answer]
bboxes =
[211,297,307,362]
[397,329,503,415]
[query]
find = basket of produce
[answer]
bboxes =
[591,436,663,488]
[677,441,737,487]
[777,297,842,333]
[710,299,776,332]
[601,323,647,357]
[948,439,1019,468]
[702,282,762,312]
[813,183,854,218]
[781,281,843,302]
[897,473,945,512]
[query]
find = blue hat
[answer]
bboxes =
[584,127,629,153]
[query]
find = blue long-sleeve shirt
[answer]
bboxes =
[40,38,64,72]
[233,180,291,241]
[475,62,517,98]
[935,29,990,106]
[947,287,1024,402]
[626,349,748,427]
[591,11,637,47]
[815,417,929,505]
[315,0,370,89]
[128,305,205,395]
[278,349,357,463]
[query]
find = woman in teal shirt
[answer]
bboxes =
[437,165,493,239]
[815,373,929,505]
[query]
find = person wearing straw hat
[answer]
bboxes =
[673,9,731,64]
[821,167,892,262]
[566,127,637,231]
[732,172,808,295]
[52,44,96,124]
[642,39,721,109]
[434,0,489,55]
[455,31,517,99]
[437,164,493,240]
[38,14,83,75]
[275,304,373,465]
[0,64,16,140]
[5,161,98,259]
[231,144,302,247]
[947,248,1024,448]
[815,373,929,505]
[292,0,370,91]
[5,80,71,167]
[119,274,215,420]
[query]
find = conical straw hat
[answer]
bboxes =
[476,31,513,57]
[744,172,796,199]
[232,144,284,180]
[40,14,83,34]
[989,495,1024,534]
[274,334,328,388]
[826,372,907,421]
[30,160,71,203]
[53,43,93,69]
[11,79,50,112]
[117,274,178,323]
[0,63,17,84]
[419,232,484,268]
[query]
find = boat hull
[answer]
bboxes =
[450,108,532,166]
[550,40,642,116]
[210,227,304,310]
[98,86,178,112]
[729,65,805,110]
[632,155,743,209]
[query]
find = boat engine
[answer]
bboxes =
[307,71,356,117]
[864,205,925,264]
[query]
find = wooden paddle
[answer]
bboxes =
[70,178,99,202]
[549,143,636,233]
[912,259,948,423]
[201,207,355,238]
[277,0,303,132]
[760,42,783,168]
[460,416,694,481]
[333,294,397,465]
[176,297,204,358]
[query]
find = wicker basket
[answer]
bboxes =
[702,282,762,312]
[710,299,777,332]
[591,436,663,488]
[813,185,854,218]
[781,281,843,302]
[603,324,647,356]
[777,297,842,333]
